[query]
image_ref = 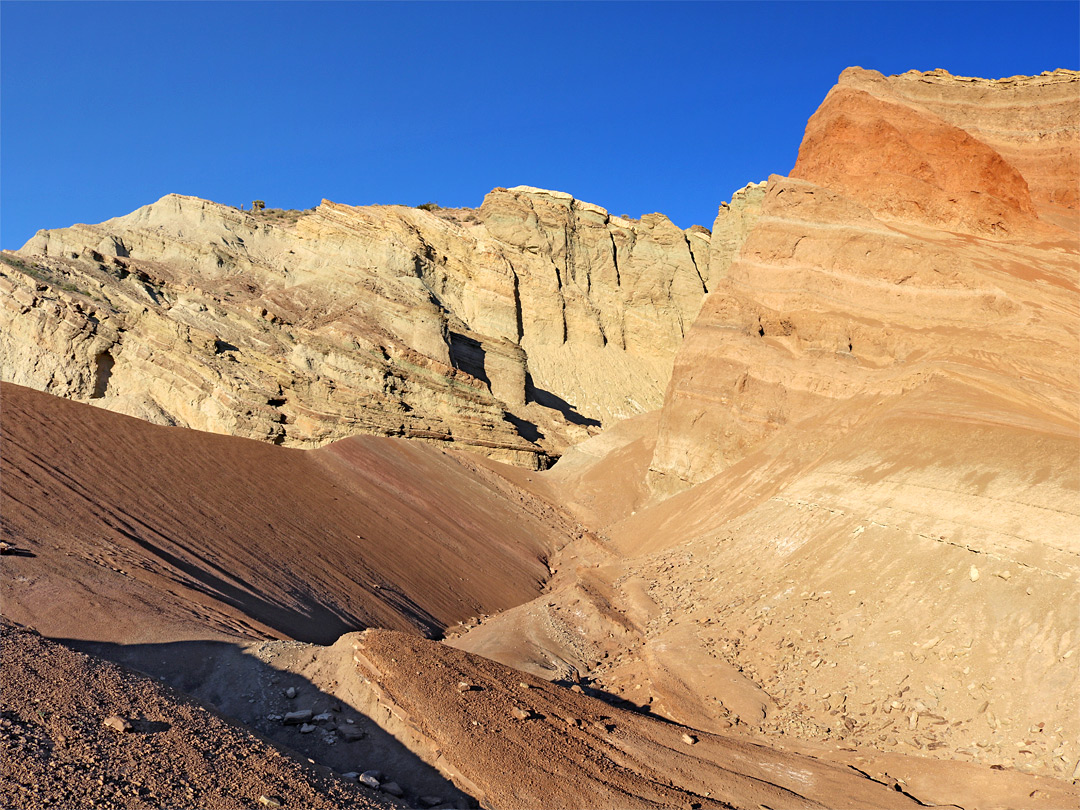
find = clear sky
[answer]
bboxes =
[2,1,1077,248]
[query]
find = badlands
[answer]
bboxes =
[1,66,1078,809]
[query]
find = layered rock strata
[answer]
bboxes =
[1,185,755,465]
[455,68,1079,784]
[650,67,1079,491]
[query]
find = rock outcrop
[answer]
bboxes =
[649,67,1079,492]
[1,185,736,465]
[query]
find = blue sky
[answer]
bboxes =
[2,1,1077,248]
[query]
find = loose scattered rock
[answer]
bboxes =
[380,781,404,797]
[285,687,297,699]
[103,715,132,733]
[283,710,312,725]
[359,770,382,788]
[339,725,366,741]
[510,706,534,720]
[681,732,698,745]
[418,796,444,808]
[298,723,315,734]
[258,796,283,808]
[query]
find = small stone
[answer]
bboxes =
[283,710,312,725]
[298,723,315,734]
[510,706,533,720]
[103,715,132,733]
[380,781,404,797]
[969,565,980,582]
[284,687,297,699]
[312,712,333,722]
[518,682,531,689]
[342,772,358,781]
[258,797,282,808]
[681,732,698,745]
[456,682,477,693]
[339,725,366,741]
[359,770,382,788]
[419,797,444,808]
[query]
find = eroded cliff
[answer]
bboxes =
[2,185,760,465]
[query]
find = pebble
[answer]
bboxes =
[456,682,477,693]
[969,566,980,582]
[298,723,315,734]
[360,770,382,788]
[339,725,366,741]
[283,710,312,725]
[312,712,333,723]
[285,687,297,699]
[510,706,533,720]
[103,715,132,733]
[681,733,698,745]
[258,797,282,808]
[380,781,404,797]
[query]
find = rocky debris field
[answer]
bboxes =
[0,619,399,810]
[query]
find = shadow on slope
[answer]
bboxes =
[1,383,569,647]
[57,636,472,808]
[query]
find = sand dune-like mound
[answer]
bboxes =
[1,382,572,645]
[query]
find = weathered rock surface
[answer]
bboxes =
[452,67,1080,786]
[651,68,1079,491]
[836,67,1080,213]
[1,185,731,466]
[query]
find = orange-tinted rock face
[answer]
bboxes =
[791,84,1040,237]
[838,67,1080,212]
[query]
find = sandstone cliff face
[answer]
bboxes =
[837,67,1080,212]
[2,186,730,464]
[650,68,1080,492]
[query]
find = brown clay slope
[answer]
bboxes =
[0,619,398,810]
[348,628,924,810]
[1,382,570,645]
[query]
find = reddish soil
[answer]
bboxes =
[0,381,572,646]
